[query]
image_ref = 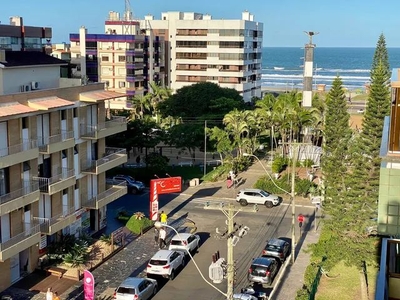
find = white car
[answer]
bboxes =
[236,188,282,208]
[146,249,185,280]
[168,233,200,254]
[114,277,157,300]
[357,109,365,114]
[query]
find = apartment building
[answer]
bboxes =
[375,68,400,299]
[0,51,127,290]
[0,16,52,53]
[140,10,263,102]
[69,11,165,110]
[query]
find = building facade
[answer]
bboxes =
[140,10,263,102]
[0,50,127,290]
[69,11,165,110]
[0,16,52,52]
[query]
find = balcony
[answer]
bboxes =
[0,223,41,262]
[38,130,75,154]
[0,182,40,215]
[82,148,127,175]
[80,116,127,140]
[33,207,81,235]
[0,139,38,169]
[33,168,76,195]
[82,182,127,209]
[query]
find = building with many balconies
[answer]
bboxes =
[69,11,165,110]
[140,10,263,102]
[0,51,127,289]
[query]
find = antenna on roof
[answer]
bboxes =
[124,0,133,21]
[304,31,319,45]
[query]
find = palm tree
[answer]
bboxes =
[223,109,253,156]
[131,94,151,119]
[148,82,173,122]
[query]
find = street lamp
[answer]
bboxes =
[153,221,227,298]
[242,153,296,265]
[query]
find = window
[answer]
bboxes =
[62,150,67,159]
[61,110,66,120]
[73,108,78,118]
[74,146,78,155]
[63,188,68,195]
[119,81,126,88]
[22,117,28,129]
[76,54,81,58]
[23,162,31,172]
[118,56,126,62]
[101,56,109,62]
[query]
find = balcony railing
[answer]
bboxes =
[82,182,126,209]
[80,116,127,139]
[82,147,126,173]
[0,139,37,158]
[0,181,39,206]
[33,168,75,193]
[0,223,40,251]
[33,206,78,234]
[38,130,74,153]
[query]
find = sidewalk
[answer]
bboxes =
[270,212,321,300]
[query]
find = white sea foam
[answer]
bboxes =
[262,74,370,81]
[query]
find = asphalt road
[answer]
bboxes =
[106,190,314,299]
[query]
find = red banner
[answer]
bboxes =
[149,177,182,221]
[83,270,95,300]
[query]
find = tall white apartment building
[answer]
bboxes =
[0,49,127,291]
[140,10,263,101]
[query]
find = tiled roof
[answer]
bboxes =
[0,51,68,67]
[27,96,74,110]
[0,102,37,117]
[79,90,127,102]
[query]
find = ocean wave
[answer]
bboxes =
[262,68,370,73]
[262,74,370,81]
[261,82,366,90]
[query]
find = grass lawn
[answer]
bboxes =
[352,93,369,101]
[315,261,378,300]
[165,165,215,181]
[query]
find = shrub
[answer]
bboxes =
[99,234,112,246]
[254,174,316,197]
[232,156,252,172]
[302,158,315,168]
[126,213,153,234]
[272,156,287,174]
[202,164,231,182]
[295,179,316,198]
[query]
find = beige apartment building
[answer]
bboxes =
[0,82,127,290]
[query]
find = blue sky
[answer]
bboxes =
[1,0,400,47]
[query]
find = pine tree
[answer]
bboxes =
[322,76,352,205]
[371,33,390,78]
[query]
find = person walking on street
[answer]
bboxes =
[160,211,168,225]
[46,288,53,300]
[154,228,159,246]
[159,227,167,249]
[53,291,61,300]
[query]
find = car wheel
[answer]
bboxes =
[265,201,273,208]
[131,187,138,195]
[153,285,158,296]
[239,199,248,206]
[170,270,176,280]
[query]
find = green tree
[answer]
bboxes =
[131,94,151,119]
[148,82,172,122]
[371,33,390,78]
[207,126,234,164]
[223,109,253,156]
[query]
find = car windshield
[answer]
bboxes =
[125,176,136,182]
[266,244,282,252]
[149,259,168,266]
[117,287,136,294]
[171,240,186,246]
[250,265,268,277]
[259,190,270,197]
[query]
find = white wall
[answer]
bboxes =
[1,65,61,95]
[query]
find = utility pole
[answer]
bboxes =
[204,120,207,177]
[205,202,257,300]
[290,143,297,265]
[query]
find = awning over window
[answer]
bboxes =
[0,102,37,117]
[79,90,127,102]
[27,96,74,110]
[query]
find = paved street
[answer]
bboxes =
[0,158,320,299]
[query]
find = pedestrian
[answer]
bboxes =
[226,176,232,189]
[46,288,53,300]
[159,227,167,249]
[136,155,141,164]
[154,228,159,246]
[53,291,61,300]
[160,211,168,225]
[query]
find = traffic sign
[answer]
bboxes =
[297,214,305,223]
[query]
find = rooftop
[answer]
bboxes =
[0,51,67,67]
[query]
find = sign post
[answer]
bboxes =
[149,177,182,221]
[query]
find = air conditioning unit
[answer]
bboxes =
[31,81,39,90]
[20,85,30,92]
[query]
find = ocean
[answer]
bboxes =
[262,47,400,91]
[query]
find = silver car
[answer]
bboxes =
[114,277,157,300]
[168,233,200,254]
[236,188,282,208]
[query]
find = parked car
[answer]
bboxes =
[146,249,185,280]
[233,293,258,300]
[114,277,157,300]
[168,233,200,254]
[262,238,290,262]
[357,108,365,114]
[236,189,282,208]
[247,257,280,286]
[107,175,145,194]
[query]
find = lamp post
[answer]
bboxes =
[243,153,296,265]
[153,221,227,298]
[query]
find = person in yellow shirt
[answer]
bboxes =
[160,211,168,225]
[53,291,61,300]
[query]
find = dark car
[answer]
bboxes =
[262,238,290,262]
[247,257,280,286]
